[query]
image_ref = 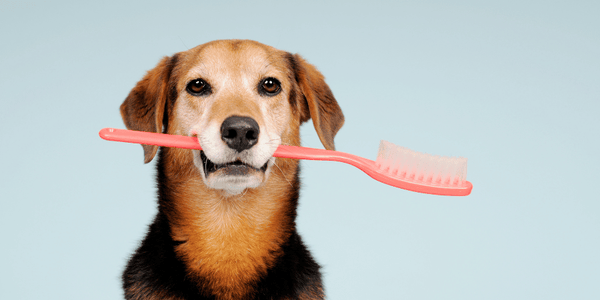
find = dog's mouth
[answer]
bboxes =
[200,151,269,177]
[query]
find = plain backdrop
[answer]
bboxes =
[1,1,599,299]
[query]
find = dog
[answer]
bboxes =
[119,40,344,300]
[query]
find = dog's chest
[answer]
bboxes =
[170,192,291,298]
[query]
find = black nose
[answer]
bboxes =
[220,116,260,152]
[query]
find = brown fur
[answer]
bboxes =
[120,40,344,300]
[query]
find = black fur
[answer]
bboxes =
[122,150,323,299]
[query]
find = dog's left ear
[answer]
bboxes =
[290,54,345,150]
[120,55,178,163]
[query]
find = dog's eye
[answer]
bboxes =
[259,78,281,96]
[186,79,211,96]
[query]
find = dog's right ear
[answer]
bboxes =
[120,55,178,163]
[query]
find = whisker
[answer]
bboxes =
[273,160,293,189]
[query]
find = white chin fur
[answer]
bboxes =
[207,175,263,195]
[192,150,272,196]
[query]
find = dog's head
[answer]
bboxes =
[120,40,344,196]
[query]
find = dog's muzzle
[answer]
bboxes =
[198,115,269,179]
[199,151,269,177]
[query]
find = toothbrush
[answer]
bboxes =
[99,128,473,196]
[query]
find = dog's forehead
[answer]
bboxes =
[179,40,289,79]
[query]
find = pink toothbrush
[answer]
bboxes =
[99,128,473,196]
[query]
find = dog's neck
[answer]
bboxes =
[156,147,300,300]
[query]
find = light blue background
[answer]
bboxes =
[1,1,598,299]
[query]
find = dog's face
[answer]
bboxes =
[175,42,297,195]
[120,40,344,196]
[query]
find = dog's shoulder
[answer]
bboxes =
[254,231,324,299]
[122,212,203,299]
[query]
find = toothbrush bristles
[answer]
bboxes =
[375,140,468,187]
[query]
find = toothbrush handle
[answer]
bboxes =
[99,128,373,165]
[99,128,472,196]
[99,128,202,150]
